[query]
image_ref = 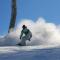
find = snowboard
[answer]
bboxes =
[16,43,26,46]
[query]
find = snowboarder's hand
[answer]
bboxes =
[20,37,21,39]
[29,38,31,41]
[29,40,30,41]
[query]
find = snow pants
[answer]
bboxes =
[20,32,32,46]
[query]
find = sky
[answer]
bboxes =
[0,0,60,35]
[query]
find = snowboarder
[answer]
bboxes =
[17,25,32,46]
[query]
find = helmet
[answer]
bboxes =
[22,25,27,28]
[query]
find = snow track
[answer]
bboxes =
[0,45,60,60]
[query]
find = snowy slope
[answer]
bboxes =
[0,18,60,60]
[0,45,60,60]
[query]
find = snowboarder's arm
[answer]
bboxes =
[20,30,23,39]
[28,31,32,41]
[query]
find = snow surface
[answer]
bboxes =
[0,45,60,60]
[0,18,60,60]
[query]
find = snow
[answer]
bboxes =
[0,45,60,60]
[0,18,60,60]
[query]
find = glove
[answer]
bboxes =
[29,38,31,41]
[20,37,21,39]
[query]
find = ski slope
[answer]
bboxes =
[0,45,60,60]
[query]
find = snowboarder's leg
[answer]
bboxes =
[17,32,32,46]
[19,36,26,46]
[17,36,26,46]
[26,32,32,41]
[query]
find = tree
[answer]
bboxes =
[8,0,17,33]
